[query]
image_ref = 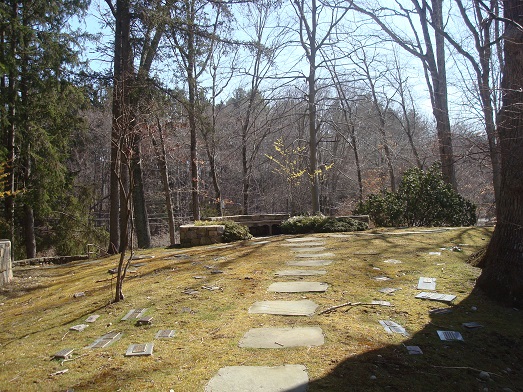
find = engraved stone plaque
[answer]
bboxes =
[125,343,154,356]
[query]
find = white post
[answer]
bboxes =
[0,240,13,286]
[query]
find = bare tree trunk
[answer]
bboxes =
[151,120,176,246]
[131,136,151,248]
[476,0,523,307]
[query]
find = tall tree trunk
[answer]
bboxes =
[429,0,457,190]
[187,15,200,221]
[308,53,320,213]
[108,0,132,254]
[131,136,151,248]
[476,0,523,307]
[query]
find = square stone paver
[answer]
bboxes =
[291,247,327,252]
[248,300,318,316]
[282,241,325,247]
[239,326,324,348]
[286,260,333,267]
[274,269,327,276]
[205,365,308,392]
[267,281,328,293]
[296,252,335,259]
[285,237,321,242]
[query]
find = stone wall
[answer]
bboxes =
[0,240,13,287]
[179,225,225,247]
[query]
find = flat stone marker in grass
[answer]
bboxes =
[125,343,154,356]
[239,326,324,348]
[248,300,318,316]
[379,287,400,294]
[286,259,333,267]
[155,329,176,339]
[274,269,327,276]
[417,277,436,290]
[121,308,148,321]
[416,292,456,303]
[267,281,328,293]
[85,314,100,323]
[70,324,89,332]
[296,252,335,259]
[89,331,122,348]
[205,365,308,392]
[379,320,408,336]
[374,276,392,281]
[53,348,74,360]
[437,330,464,341]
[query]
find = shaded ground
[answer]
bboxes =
[0,227,521,391]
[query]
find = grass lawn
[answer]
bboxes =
[1,226,521,391]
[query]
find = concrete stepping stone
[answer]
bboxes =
[383,259,402,264]
[417,277,436,290]
[416,292,456,303]
[296,252,335,258]
[291,247,327,252]
[286,259,333,267]
[248,300,318,316]
[274,269,327,276]
[125,343,154,356]
[285,237,320,242]
[406,346,423,355]
[373,276,392,281]
[267,281,328,293]
[205,365,308,392]
[239,326,324,348]
[282,241,325,247]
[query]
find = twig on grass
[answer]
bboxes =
[319,301,392,314]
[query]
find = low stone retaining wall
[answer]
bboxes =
[0,240,13,287]
[179,224,225,247]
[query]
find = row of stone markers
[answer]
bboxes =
[205,237,331,392]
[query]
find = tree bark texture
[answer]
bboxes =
[476,0,523,307]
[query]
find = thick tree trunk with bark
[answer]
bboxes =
[131,136,151,248]
[476,0,523,307]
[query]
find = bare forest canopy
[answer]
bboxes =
[1,0,502,259]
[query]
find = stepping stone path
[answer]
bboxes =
[207,234,451,388]
[239,326,324,348]
[206,236,334,390]
[274,269,327,276]
[248,300,318,316]
[267,281,328,293]
[205,365,308,392]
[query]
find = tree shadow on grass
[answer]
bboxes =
[308,287,523,392]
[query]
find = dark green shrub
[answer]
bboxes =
[195,220,252,242]
[280,214,368,234]
[280,214,326,234]
[318,217,368,232]
[355,162,477,227]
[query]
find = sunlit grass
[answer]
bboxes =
[1,227,521,391]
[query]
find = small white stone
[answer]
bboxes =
[471,306,478,311]
[370,375,377,380]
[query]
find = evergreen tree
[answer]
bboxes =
[0,0,90,258]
